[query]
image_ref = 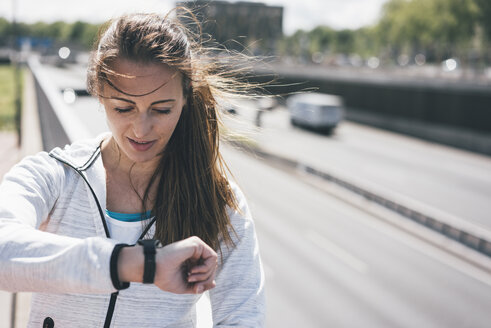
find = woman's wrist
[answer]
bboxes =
[117,245,144,284]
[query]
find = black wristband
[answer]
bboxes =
[110,244,131,290]
[137,239,160,284]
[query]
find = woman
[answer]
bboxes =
[0,12,265,327]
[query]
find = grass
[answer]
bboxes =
[0,64,23,131]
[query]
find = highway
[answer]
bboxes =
[24,62,491,327]
[221,144,491,327]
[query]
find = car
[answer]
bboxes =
[287,92,344,134]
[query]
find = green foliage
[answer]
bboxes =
[0,19,101,50]
[474,0,491,41]
[0,18,11,46]
[309,26,336,54]
[0,65,22,131]
[280,0,487,65]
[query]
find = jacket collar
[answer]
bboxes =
[48,132,110,171]
[49,133,110,238]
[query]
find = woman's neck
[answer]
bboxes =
[101,136,160,185]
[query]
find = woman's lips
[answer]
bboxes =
[127,137,156,152]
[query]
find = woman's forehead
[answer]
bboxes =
[112,59,176,77]
[105,59,182,97]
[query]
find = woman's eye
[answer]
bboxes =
[154,108,171,114]
[114,107,132,113]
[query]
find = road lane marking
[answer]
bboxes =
[305,230,369,274]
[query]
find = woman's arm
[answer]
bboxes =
[0,152,117,294]
[209,184,266,327]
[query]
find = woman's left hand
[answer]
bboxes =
[154,236,218,294]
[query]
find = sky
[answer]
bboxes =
[0,0,388,35]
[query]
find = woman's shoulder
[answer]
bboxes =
[7,133,110,180]
[227,179,248,214]
[226,179,255,231]
[48,132,110,168]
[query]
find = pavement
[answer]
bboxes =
[0,132,32,328]
[0,68,40,328]
[0,132,19,328]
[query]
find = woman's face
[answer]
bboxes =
[100,59,185,166]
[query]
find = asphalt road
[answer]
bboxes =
[221,144,491,328]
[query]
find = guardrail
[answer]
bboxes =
[28,57,90,149]
[251,65,491,156]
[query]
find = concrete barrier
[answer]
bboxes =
[250,65,491,156]
[28,57,91,149]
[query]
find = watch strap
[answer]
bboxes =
[137,239,159,284]
[110,244,131,290]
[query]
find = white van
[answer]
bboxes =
[287,92,344,133]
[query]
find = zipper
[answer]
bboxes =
[49,146,156,327]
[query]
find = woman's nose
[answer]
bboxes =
[132,112,153,138]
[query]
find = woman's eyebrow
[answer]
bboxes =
[151,99,176,106]
[109,97,175,106]
[110,97,135,104]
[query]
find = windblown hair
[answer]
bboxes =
[87,10,249,251]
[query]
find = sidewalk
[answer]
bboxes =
[0,67,40,328]
[0,132,19,179]
[0,132,31,328]
[0,132,19,328]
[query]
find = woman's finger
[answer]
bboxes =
[187,270,213,283]
[189,256,217,275]
[188,259,217,282]
[193,276,217,294]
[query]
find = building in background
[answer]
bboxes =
[176,1,283,54]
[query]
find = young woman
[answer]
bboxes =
[0,12,265,327]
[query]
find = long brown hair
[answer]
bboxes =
[87,11,249,251]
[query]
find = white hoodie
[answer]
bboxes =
[0,134,265,327]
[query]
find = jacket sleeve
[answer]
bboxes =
[209,183,266,327]
[0,152,118,294]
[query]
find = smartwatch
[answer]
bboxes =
[137,239,161,284]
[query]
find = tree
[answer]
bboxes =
[474,0,491,41]
[375,0,479,62]
[309,26,336,55]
